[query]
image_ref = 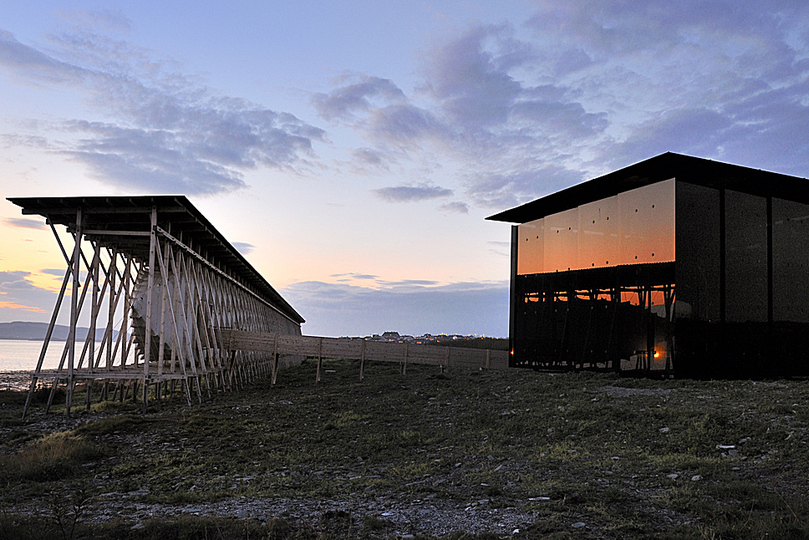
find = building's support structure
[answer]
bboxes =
[512,263,675,373]
[9,196,304,418]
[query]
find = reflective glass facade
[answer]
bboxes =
[513,180,676,373]
[517,180,675,274]
[501,156,809,378]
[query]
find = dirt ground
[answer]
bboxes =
[1,362,808,538]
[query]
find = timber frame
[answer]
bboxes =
[8,196,304,417]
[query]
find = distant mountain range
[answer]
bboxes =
[0,321,117,342]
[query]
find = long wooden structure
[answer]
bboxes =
[219,329,509,384]
[8,196,305,418]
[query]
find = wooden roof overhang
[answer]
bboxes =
[487,152,809,224]
[7,195,304,324]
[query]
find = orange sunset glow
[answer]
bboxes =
[517,179,676,276]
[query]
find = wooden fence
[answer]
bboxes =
[218,329,509,384]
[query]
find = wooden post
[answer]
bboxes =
[271,334,279,386]
[85,243,101,410]
[359,339,366,381]
[143,206,157,412]
[22,265,71,419]
[316,337,323,383]
[402,343,408,375]
[485,349,491,370]
[66,208,82,418]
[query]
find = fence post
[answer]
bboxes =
[359,340,366,381]
[271,334,279,386]
[402,343,408,375]
[485,349,491,370]
[316,337,323,383]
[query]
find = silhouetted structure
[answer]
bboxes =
[8,196,304,416]
[488,153,809,378]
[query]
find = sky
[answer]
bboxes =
[0,1,808,338]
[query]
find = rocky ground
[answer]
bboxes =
[1,362,808,538]
[0,371,31,391]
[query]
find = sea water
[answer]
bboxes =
[0,340,78,371]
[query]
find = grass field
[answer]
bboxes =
[0,359,808,539]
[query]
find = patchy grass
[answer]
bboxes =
[1,359,808,538]
[0,430,106,482]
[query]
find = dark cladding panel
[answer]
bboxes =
[725,190,768,323]
[773,198,809,322]
[675,182,720,322]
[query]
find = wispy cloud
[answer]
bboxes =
[440,202,469,214]
[56,9,132,34]
[0,271,58,319]
[0,27,326,195]
[331,272,379,281]
[231,242,254,256]
[314,73,446,148]
[281,279,508,337]
[315,1,809,209]
[373,183,453,203]
[313,75,406,121]
[3,218,46,230]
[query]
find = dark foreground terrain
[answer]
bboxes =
[0,360,807,539]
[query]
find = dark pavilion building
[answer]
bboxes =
[487,152,809,378]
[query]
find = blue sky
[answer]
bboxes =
[1,1,808,337]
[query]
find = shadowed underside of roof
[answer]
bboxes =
[487,152,809,224]
[6,195,304,324]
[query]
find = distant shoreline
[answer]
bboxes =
[0,371,33,391]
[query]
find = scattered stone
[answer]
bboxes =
[660,427,670,433]
[572,522,586,528]
[666,473,679,480]
[691,475,703,482]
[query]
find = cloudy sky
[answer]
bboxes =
[1,1,808,337]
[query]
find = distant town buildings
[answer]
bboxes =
[347,332,489,345]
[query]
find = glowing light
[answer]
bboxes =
[654,350,660,359]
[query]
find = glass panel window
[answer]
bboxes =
[516,179,675,275]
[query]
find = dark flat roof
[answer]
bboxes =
[7,195,304,324]
[487,152,809,223]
